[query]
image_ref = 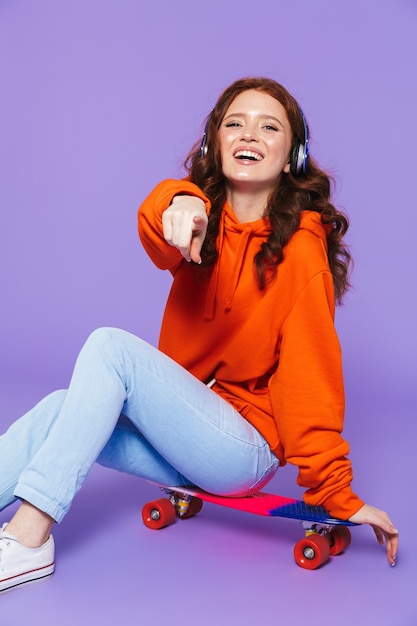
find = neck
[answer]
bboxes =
[225,186,271,223]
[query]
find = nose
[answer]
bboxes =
[240,124,259,142]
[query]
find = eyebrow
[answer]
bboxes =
[223,112,285,129]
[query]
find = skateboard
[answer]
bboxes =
[141,484,357,570]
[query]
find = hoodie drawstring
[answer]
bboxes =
[224,225,253,311]
[204,212,254,320]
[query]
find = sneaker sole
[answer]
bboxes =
[0,562,55,592]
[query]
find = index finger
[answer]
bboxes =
[386,532,399,567]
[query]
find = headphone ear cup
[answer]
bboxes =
[290,140,308,176]
[200,113,212,159]
[291,108,309,176]
[290,142,300,176]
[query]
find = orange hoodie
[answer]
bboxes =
[138,178,364,520]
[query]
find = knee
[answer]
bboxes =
[84,327,136,356]
[48,389,67,404]
[87,327,116,342]
[43,389,68,412]
[85,327,123,349]
[28,389,68,429]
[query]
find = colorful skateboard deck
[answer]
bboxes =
[157,484,356,526]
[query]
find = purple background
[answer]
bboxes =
[1,1,416,624]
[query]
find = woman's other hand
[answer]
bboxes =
[348,503,399,566]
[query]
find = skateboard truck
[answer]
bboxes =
[164,489,192,517]
[302,521,331,535]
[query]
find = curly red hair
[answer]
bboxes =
[185,77,351,303]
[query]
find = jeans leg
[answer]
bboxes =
[0,390,67,512]
[0,395,185,515]
[96,413,189,487]
[13,328,278,523]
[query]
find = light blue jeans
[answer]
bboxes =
[0,328,279,523]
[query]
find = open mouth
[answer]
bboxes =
[234,149,263,162]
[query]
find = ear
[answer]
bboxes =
[283,160,291,174]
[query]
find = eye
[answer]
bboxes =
[263,124,278,132]
[224,121,242,128]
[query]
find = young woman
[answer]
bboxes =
[0,78,398,592]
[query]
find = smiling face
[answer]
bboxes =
[218,89,293,197]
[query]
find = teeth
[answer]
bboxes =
[234,150,263,161]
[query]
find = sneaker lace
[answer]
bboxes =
[0,539,9,569]
[0,529,12,568]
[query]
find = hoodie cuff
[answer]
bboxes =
[309,488,365,521]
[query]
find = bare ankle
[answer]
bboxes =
[6,502,54,548]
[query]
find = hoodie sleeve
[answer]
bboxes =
[269,270,364,520]
[138,178,211,271]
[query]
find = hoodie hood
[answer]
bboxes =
[298,209,331,242]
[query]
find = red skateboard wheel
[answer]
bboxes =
[142,498,176,530]
[294,533,331,570]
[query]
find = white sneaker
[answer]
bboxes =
[0,523,55,592]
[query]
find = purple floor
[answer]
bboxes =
[0,381,415,625]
